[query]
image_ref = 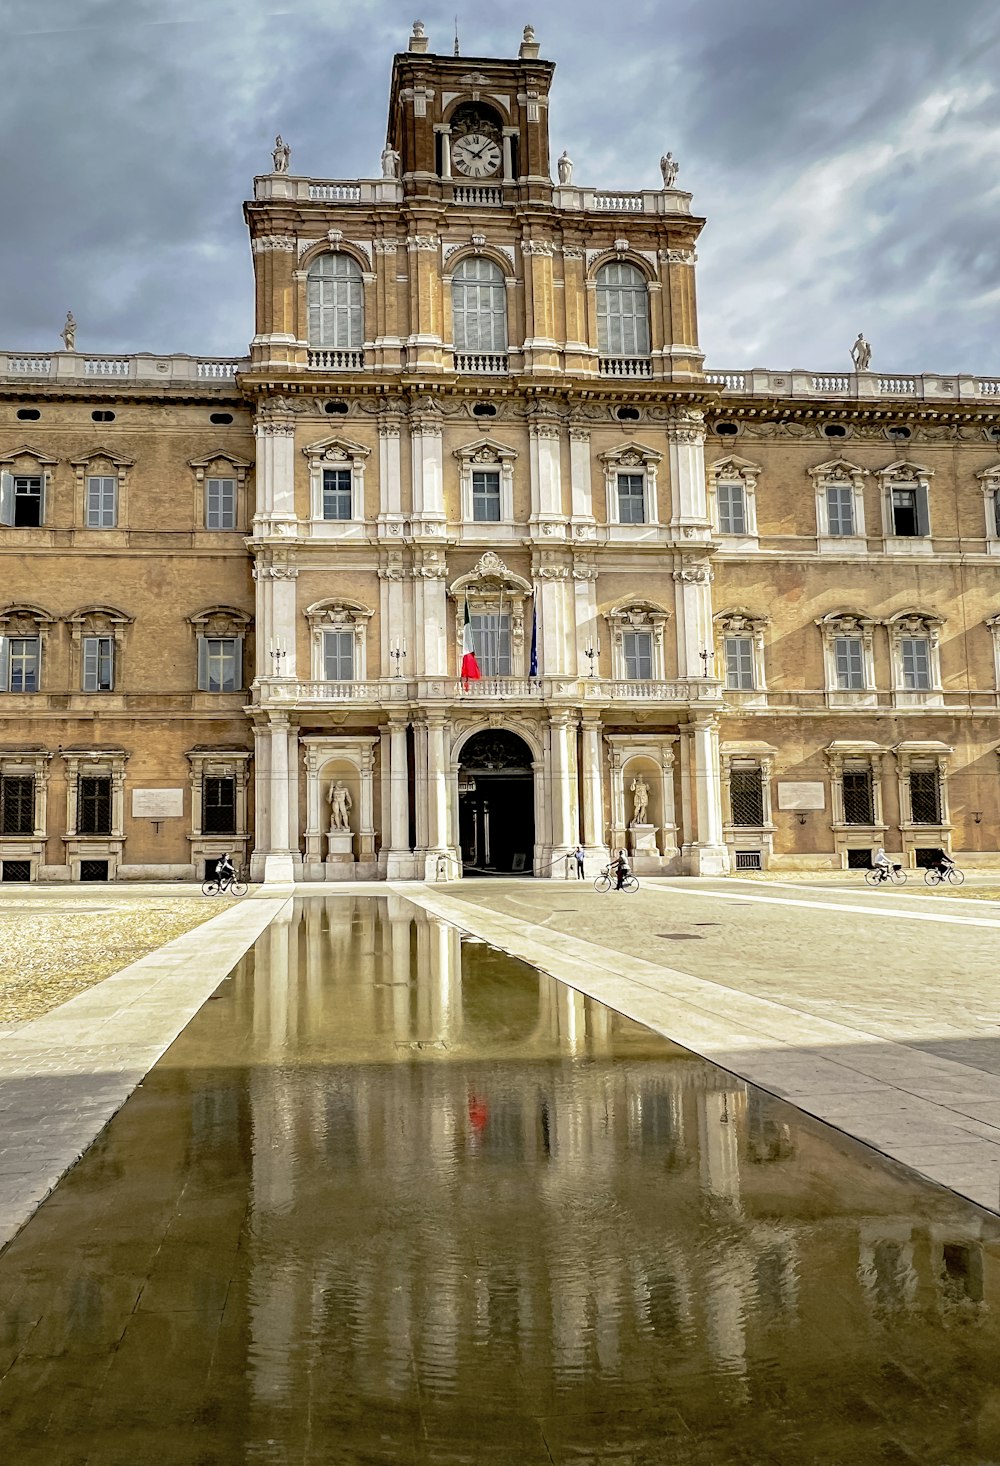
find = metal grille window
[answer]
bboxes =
[731,768,765,826]
[1,860,31,882]
[322,468,353,521]
[622,630,653,680]
[203,776,237,835]
[85,475,117,528]
[909,770,941,824]
[842,769,874,824]
[734,849,762,870]
[82,635,114,692]
[472,470,501,523]
[725,635,755,690]
[205,477,236,530]
[616,473,646,524]
[470,613,511,676]
[452,258,508,353]
[323,630,354,681]
[596,262,650,356]
[834,636,865,690]
[78,776,112,836]
[717,481,747,535]
[826,486,855,536]
[5,637,39,693]
[0,775,33,835]
[198,637,240,693]
[901,637,931,689]
[847,848,873,869]
[307,252,364,349]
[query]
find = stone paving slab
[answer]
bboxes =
[0,890,290,1254]
[398,880,1000,1215]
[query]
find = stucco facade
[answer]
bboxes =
[1,22,999,881]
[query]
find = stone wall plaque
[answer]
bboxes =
[777,781,825,811]
[132,788,185,818]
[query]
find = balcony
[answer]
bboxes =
[0,352,246,384]
[453,352,509,375]
[705,369,1000,403]
[452,184,504,207]
[307,349,366,371]
[256,676,723,708]
[600,356,653,379]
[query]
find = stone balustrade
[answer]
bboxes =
[705,369,1000,403]
[257,676,723,707]
[0,353,247,384]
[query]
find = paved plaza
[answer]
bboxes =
[3,873,1000,1254]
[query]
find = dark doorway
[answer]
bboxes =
[459,730,534,876]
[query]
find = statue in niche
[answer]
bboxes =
[630,776,649,824]
[557,150,573,185]
[327,780,353,831]
[851,332,872,370]
[271,135,290,173]
[660,152,679,188]
[381,143,401,179]
[61,310,76,351]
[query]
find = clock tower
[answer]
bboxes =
[386,22,555,203]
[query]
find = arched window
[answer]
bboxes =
[307,253,364,350]
[452,258,508,356]
[596,261,650,358]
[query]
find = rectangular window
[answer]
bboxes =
[622,630,653,680]
[717,481,747,535]
[0,775,34,835]
[82,636,114,692]
[910,770,941,824]
[842,769,875,825]
[203,775,237,835]
[5,637,39,693]
[205,477,236,531]
[724,635,755,690]
[834,636,865,690]
[730,768,764,827]
[322,468,353,521]
[470,613,511,676]
[471,470,502,523]
[826,486,855,537]
[891,484,929,537]
[323,630,355,681]
[78,776,112,836]
[616,473,646,525]
[9,476,43,528]
[198,637,240,693]
[901,638,931,690]
[85,475,117,528]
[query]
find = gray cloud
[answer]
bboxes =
[2,0,998,373]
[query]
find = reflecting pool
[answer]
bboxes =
[1,895,1000,1465]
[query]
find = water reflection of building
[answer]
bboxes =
[234,896,1000,1455]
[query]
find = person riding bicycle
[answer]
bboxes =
[216,852,236,883]
[928,847,954,877]
[872,846,892,882]
[613,848,631,891]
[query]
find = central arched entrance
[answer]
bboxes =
[458,729,535,876]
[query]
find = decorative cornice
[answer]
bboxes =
[253,235,296,254]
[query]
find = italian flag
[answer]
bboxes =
[461,595,481,682]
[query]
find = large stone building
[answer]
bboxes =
[2,21,999,882]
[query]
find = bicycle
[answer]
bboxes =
[202,869,248,897]
[924,863,965,887]
[864,863,907,887]
[594,865,639,893]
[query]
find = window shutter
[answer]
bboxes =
[0,636,7,691]
[83,636,98,691]
[39,473,46,526]
[0,472,14,526]
[197,636,209,691]
[233,634,244,692]
[915,483,930,537]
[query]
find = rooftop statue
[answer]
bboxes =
[271,135,290,174]
[60,311,76,351]
[851,332,872,370]
[557,150,573,185]
[660,152,678,188]
[381,143,401,179]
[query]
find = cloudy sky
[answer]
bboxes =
[4,0,1000,373]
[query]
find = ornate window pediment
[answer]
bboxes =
[815,609,877,703]
[599,443,662,528]
[709,455,761,543]
[453,440,517,525]
[0,445,58,469]
[449,553,532,669]
[188,605,251,636]
[303,435,370,525]
[604,597,670,680]
[810,459,869,548]
[886,610,943,703]
[449,550,532,598]
[305,598,374,682]
[714,607,769,696]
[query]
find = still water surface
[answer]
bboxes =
[1,895,999,1465]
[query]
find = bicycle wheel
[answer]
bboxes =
[890,865,907,885]
[201,880,220,896]
[623,874,639,892]
[924,867,943,886]
[864,868,881,887]
[229,878,248,897]
[594,875,612,892]
[946,867,965,886]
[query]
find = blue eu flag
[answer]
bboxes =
[529,604,538,677]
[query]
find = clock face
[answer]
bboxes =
[452,132,502,178]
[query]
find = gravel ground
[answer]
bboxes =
[0,897,237,1027]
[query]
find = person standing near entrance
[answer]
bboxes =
[572,844,585,879]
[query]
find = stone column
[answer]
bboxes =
[686,717,728,875]
[548,713,579,874]
[423,718,451,879]
[580,719,607,872]
[264,713,295,882]
[659,744,679,860]
[387,718,411,879]
[502,129,515,182]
